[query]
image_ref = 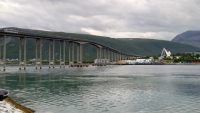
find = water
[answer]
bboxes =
[0,65,200,113]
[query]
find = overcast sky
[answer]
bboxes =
[1,0,200,40]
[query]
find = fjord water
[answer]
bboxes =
[0,65,200,113]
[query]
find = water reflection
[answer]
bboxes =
[0,65,200,113]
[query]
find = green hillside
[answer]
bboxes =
[118,38,200,55]
[1,27,200,61]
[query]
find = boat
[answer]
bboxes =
[0,89,35,113]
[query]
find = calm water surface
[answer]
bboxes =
[0,65,200,113]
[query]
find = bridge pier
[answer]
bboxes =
[70,42,86,67]
[118,53,120,61]
[112,51,114,62]
[96,47,99,59]
[0,36,6,71]
[120,53,122,61]
[53,40,55,68]
[112,52,115,62]
[77,43,83,64]
[110,50,113,63]
[19,37,26,70]
[63,41,66,67]
[110,51,113,63]
[121,54,123,60]
[116,52,119,62]
[40,38,42,69]
[95,46,129,66]
[76,43,80,64]
[69,42,75,66]
[104,48,110,64]
[104,48,107,59]
[1,36,7,71]
[98,47,102,59]
[59,40,66,68]
[48,40,51,68]
[0,45,3,71]
[80,43,83,64]
[94,46,104,66]
[48,40,55,68]
[108,49,111,60]
[35,38,42,70]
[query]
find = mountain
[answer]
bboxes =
[118,38,200,56]
[1,27,200,60]
[172,31,200,48]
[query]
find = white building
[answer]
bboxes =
[94,59,110,64]
[159,48,172,60]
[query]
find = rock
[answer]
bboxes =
[0,89,8,101]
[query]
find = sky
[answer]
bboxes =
[1,0,200,40]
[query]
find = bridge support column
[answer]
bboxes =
[96,47,99,59]
[110,50,112,63]
[99,47,102,59]
[59,41,62,68]
[117,53,119,62]
[95,46,103,66]
[19,38,22,70]
[0,45,1,60]
[120,53,122,61]
[40,38,42,69]
[60,40,66,68]
[103,48,106,59]
[0,45,1,63]
[64,41,66,67]
[48,40,51,68]
[53,40,55,68]
[97,47,101,59]
[19,37,26,70]
[35,38,42,70]
[76,43,80,64]
[118,53,120,61]
[59,40,66,68]
[101,48,104,59]
[111,51,114,62]
[113,52,115,62]
[105,49,109,64]
[69,42,75,66]
[106,49,109,60]
[48,40,55,68]
[68,42,71,65]
[72,42,74,65]
[107,49,110,63]
[74,42,84,66]
[24,38,26,70]
[3,36,6,71]
[79,43,83,64]
[116,53,118,62]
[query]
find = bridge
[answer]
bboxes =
[0,28,138,71]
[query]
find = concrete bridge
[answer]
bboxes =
[0,28,137,71]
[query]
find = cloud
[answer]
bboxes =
[1,0,200,40]
[81,27,176,40]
